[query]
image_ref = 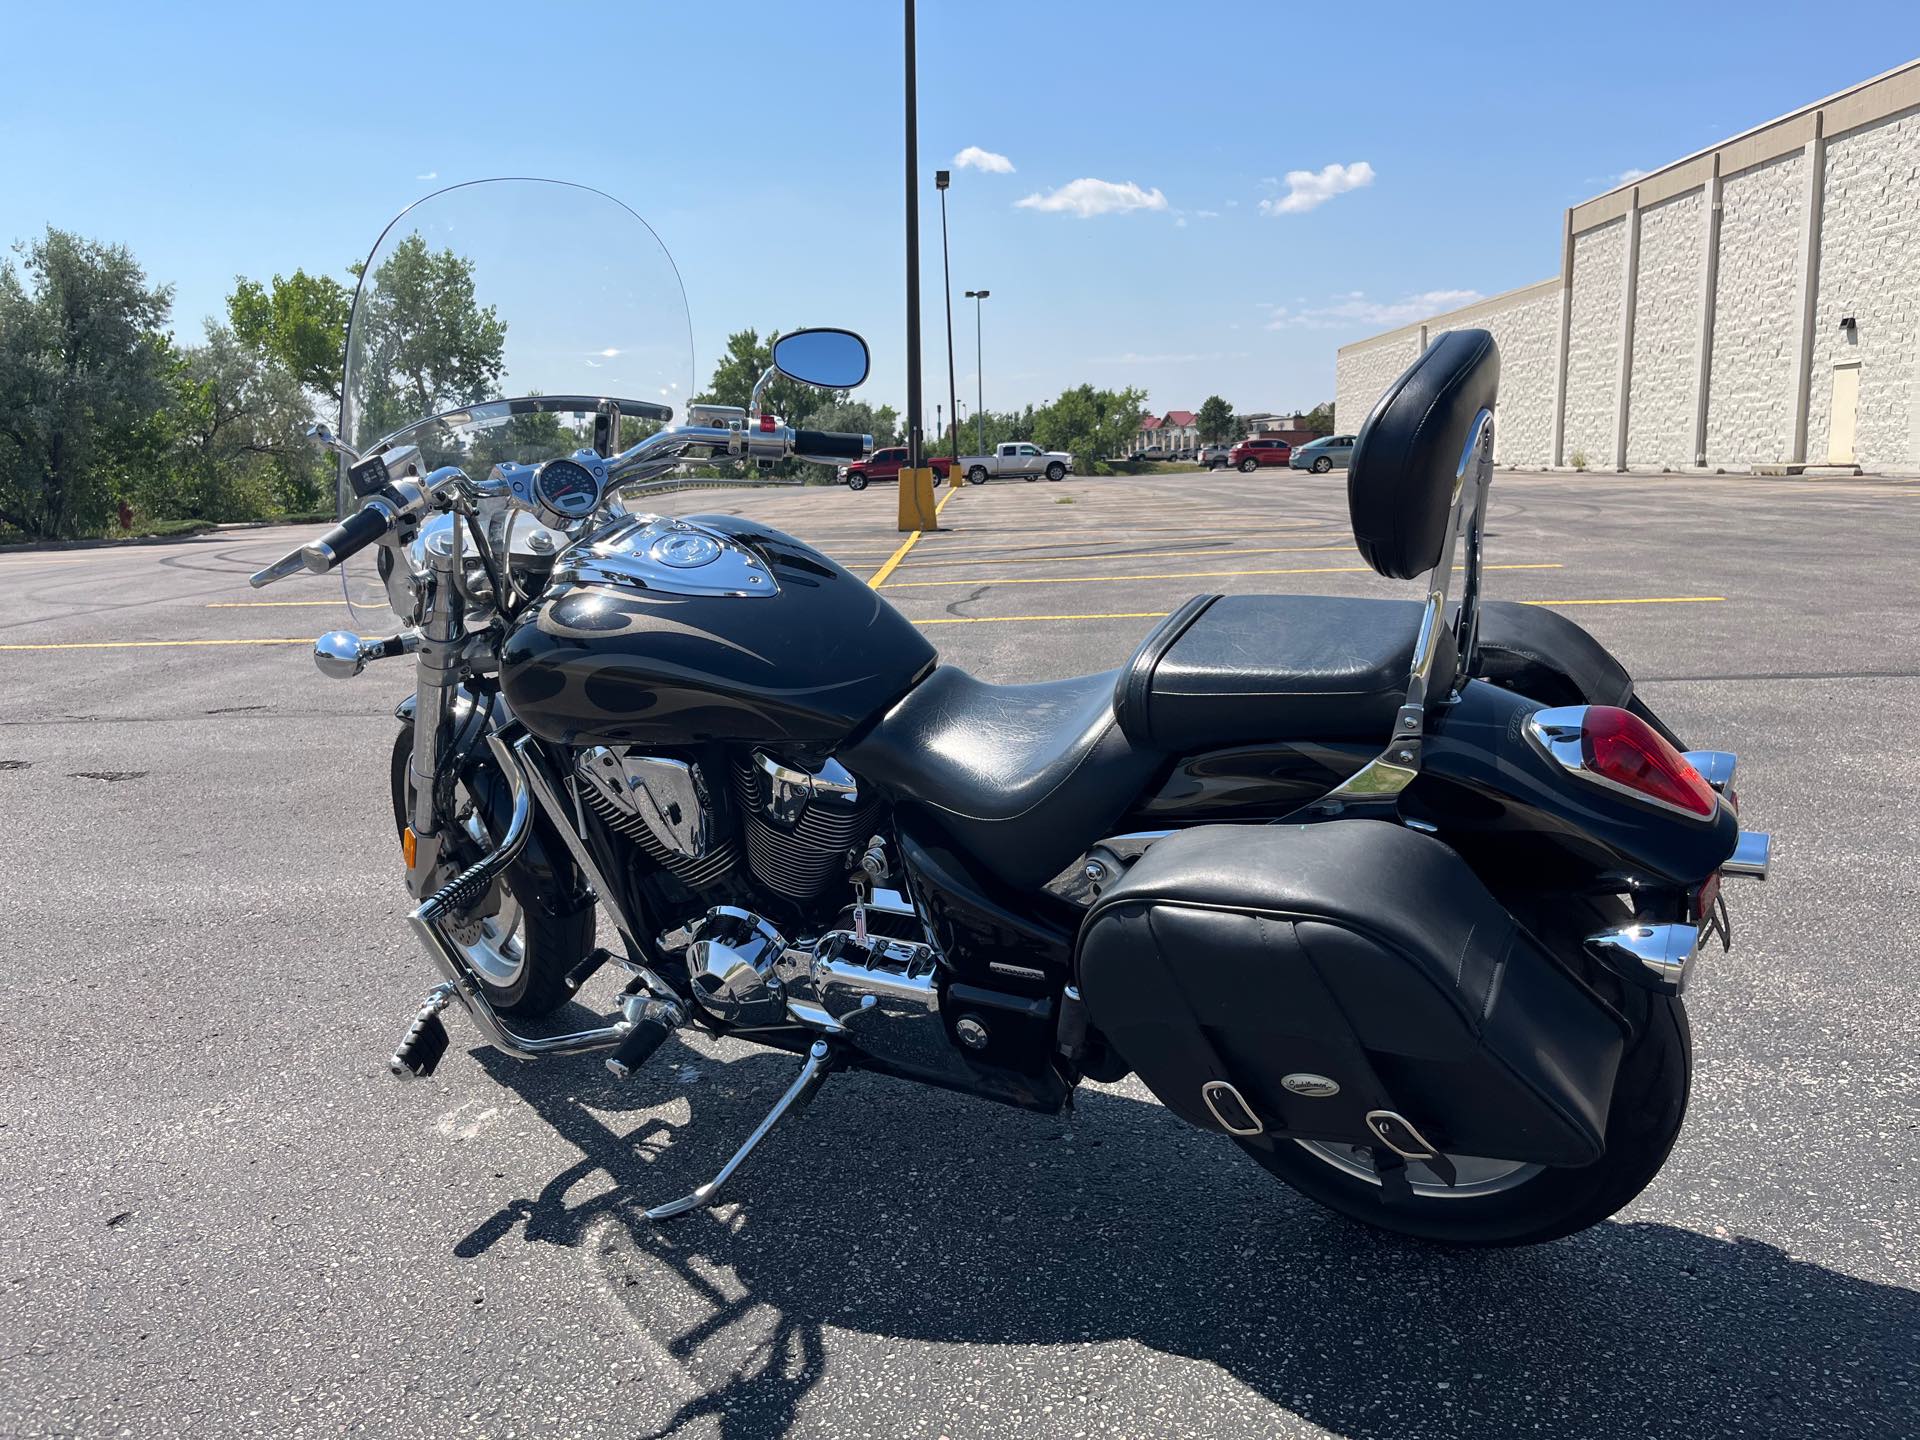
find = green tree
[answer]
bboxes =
[1031,383,1149,470]
[806,397,901,448]
[145,323,330,520]
[1302,402,1335,437]
[346,234,507,445]
[227,268,351,405]
[1196,394,1236,444]
[0,228,173,539]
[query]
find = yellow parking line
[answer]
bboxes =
[868,484,963,588]
[883,562,1563,589]
[0,637,312,651]
[1525,596,1726,606]
[876,543,1357,570]
[907,597,1726,627]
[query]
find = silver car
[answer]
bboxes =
[1289,434,1357,473]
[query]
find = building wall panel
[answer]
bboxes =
[1705,151,1805,464]
[1562,218,1625,468]
[1626,189,1705,467]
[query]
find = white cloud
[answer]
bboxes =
[1015,178,1168,218]
[1175,216,1187,228]
[1264,288,1484,331]
[954,145,1015,174]
[416,170,438,180]
[1195,209,1220,219]
[1258,161,1376,216]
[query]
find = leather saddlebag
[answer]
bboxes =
[1075,820,1626,1167]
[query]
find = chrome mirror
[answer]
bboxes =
[770,328,870,390]
[306,422,362,463]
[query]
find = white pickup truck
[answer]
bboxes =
[958,441,1073,484]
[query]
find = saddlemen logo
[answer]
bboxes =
[1281,1073,1341,1098]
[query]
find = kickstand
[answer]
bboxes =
[644,1040,838,1221]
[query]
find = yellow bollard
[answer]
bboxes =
[897,466,939,531]
[946,459,965,489]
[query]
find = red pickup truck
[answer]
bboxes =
[842,446,953,490]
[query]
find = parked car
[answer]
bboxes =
[960,441,1073,483]
[1290,434,1357,474]
[1198,443,1235,469]
[841,446,952,491]
[1227,437,1293,473]
[1131,446,1167,463]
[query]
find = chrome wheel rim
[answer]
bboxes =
[1293,1140,1543,1198]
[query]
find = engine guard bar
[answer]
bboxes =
[407,730,635,1060]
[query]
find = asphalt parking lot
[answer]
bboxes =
[3,466,1918,1438]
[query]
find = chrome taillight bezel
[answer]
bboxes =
[1524,705,1723,824]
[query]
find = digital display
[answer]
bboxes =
[535,458,602,517]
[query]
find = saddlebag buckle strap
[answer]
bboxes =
[1200,1080,1265,1137]
[1366,1110,1458,1187]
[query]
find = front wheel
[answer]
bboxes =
[389,729,591,1018]
[1243,978,1689,1246]
[846,474,868,491]
[1238,458,1258,473]
[968,466,989,485]
[1046,462,1066,481]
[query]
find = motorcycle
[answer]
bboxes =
[254,179,1770,1246]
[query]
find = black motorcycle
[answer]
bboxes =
[254,179,1769,1246]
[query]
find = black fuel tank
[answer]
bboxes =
[500,513,935,747]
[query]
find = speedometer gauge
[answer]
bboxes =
[535,458,604,519]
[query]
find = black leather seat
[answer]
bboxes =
[840,667,1164,891]
[1113,593,1454,750]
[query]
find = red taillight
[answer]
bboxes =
[759,413,776,432]
[1580,706,1717,817]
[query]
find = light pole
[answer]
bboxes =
[964,289,990,455]
[936,169,958,461]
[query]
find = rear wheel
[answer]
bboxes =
[1243,898,1690,1246]
[389,728,591,1018]
[1312,456,1332,473]
[968,466,989,484]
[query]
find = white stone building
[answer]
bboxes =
[1335,60,1920,473]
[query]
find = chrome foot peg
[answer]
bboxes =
[605,995,687,1080]
[390,984,456,1079]
[646,1040,837,1221]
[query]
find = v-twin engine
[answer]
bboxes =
[574,746,877,902]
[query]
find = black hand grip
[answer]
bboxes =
[303,502,392,572]
[605,1005,679,1080]
[793,429,870,463]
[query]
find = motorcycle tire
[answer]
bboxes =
[1242,896,1689,1246]
[389,728,591,1019]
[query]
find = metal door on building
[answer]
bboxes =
[1828,363,1861,465]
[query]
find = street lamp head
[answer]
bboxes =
[967,289,990,299]
[936,169,950,190]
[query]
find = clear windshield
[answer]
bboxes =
[338,178,694,613]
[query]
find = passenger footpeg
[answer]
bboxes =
[605,994,688,1080]
[645,1040,838,1220]
[391,984,456,1079]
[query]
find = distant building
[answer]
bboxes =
[1133,409,1201,452]
[1335,60,1920,473]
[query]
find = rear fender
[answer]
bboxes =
[1416,679,1737,887]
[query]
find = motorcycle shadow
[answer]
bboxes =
[464,1041,1917,1440]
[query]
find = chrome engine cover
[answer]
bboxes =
[684,907,793,1028]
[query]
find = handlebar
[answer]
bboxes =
[792,430,872,464]
[249,498,396,588]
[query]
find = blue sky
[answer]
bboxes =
[3,2,1915,425]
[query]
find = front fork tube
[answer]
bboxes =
[406,525,466,899]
